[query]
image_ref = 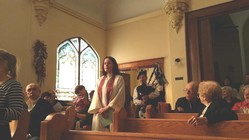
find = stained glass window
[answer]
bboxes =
[56,37,99,101]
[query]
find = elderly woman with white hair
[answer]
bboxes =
[188,81,238,126]
[221,86,240,109]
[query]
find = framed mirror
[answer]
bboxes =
[186,0,249,88]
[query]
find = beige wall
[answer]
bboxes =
[106,0,232,108]
[0,0,106,92]
[0,0,231,108]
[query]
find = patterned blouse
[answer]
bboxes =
[232,101,249,113]
[72,95,90,113]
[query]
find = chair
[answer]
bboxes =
[10,109,30,140]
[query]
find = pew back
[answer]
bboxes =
[61,130,245,140]
[237,113,249,120]
[40,113,68,140]
[118,118,249,138]
[148,112,249,120]
[11,109,30,140]
[40,108,249,140]
[64,106,76,130]
[113,108,249,139]
[150,113,197,119]
[146,105,249,120]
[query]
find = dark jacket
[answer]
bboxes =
[175,97,204,113]
[198,99,238,124]
[29,98,54,137]
[136,84,157,106]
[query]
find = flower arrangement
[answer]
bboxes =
[33,40,48,86]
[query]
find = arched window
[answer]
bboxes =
[56,37,99,101]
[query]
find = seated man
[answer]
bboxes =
[133,70,161,118]
[175,81,204,113]
[25,83,54,140]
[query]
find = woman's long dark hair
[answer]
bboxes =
[101,56,120,76]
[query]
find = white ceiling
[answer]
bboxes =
[55,0,164,25]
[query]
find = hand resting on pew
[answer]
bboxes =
[187,116,208,126]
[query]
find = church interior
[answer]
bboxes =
[2,0,249,139]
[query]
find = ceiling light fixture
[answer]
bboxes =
[162,0,189,33]
[32,0,54,26]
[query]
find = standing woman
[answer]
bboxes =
[0,50,23,140]
[88,56,125,131]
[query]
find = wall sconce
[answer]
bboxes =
[32,0,54,26]
[163,0,189,33]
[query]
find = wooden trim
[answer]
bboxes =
[107,10,164,30]
[52,2,106,30]
[62,131,243,140]
[118,57,164,71]
[186,0,249,82]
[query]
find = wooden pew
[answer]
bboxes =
[40,113,244,140]
[149,112,197,119]
[145,105,196,119]
[146,105,249,120]
[61,130,245,140]
[157,102,172,113]
[40,113,68,140]
[40,106,76,140]
[148,112,249,120]
[237,113,249,120]
[10,109,30,140]
[113,108,249,139]
[64,106,76,130]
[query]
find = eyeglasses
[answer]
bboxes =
[183,89,191,92]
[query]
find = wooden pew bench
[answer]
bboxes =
[113,108,249,139]
[145,104,197,119]
[9,106,74,140]
[10,109,30,140]
[40,113,244,140]
[146,105,249,120]
[61,130,245,140]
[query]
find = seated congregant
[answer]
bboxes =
[175,81,204,113]
[41,90,66,112]
[221,86,240,109]
[72,85,92,129]
[221,77,239,99]
[232,85,249,113]
[25,83,55,140]
[238,73,249,100]
[187,81,238,126]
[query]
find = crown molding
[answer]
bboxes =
[52,2,164,31]
[107,10,164,30]
[52,2,106,30]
